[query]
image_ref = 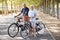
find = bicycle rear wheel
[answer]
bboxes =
[20,29,29,39]
[39,22,45,28]
[8,23,19,38]
[36,22,45,32]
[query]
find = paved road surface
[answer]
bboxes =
[0,15,55,40]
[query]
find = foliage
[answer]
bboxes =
[0,0,42,8]
[0,0,5,3]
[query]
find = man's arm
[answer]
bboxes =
[16,8,23,17]
[16,13,21,16]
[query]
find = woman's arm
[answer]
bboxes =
[34,10,37,17]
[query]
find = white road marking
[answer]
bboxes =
[40,39,48,40]
[46,27,56,40]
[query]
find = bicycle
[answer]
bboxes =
[8,16,45,39]
[8,16,31,39]
[20,18,45,38]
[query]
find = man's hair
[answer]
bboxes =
[22,3,26,5]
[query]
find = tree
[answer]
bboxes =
[56,0,59,19]
[5,0,8,15]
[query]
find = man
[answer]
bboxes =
[16,3,29,22]
[17,3,29,16]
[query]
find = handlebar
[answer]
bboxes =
[14,16,22,19]
[36,18,39,20]
[14,16,39,22]
[14,16,17,18]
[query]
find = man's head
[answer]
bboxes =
[23,3,26,8]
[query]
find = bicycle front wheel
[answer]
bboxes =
[8,23,19,38]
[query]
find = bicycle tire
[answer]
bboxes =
[8,23,19,38]
[36,22,45,32]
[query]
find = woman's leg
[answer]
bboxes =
[29,18,34,36]
[31,18,36,37]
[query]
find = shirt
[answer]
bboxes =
[28,9,36,17]
[21,7,29,16]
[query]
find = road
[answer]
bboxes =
[0,15,55,40]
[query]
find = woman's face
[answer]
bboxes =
[31,6,34,10]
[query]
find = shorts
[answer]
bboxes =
[30,18,36,28]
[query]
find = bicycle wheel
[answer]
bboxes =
[36,22,45,32]
[8,23,19,38]
[20,22,31,39]
[20,29,29,39]
[39,22,45,28]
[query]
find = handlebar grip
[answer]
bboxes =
[14,16,17,18]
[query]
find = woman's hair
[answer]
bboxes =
[30,4,35,10]
[30,4,34,7]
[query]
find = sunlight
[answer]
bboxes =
[40,39,48,40]
[50,29,59,33]
[49,27,60,29]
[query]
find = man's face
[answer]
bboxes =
[23,4,26,8]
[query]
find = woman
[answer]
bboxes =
[28,5,37,37]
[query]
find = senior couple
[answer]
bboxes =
[16,3,37,37]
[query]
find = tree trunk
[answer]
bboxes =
[5,0,8,15]
[46,0,48,14]
[48,0,50,15]
[47,0,51,14]
[43,0,44,13]
[43,0,46,13]
[2,0,3,15]
[57,0,59,19]
[11,1,13,15]
[52,0,55,17]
